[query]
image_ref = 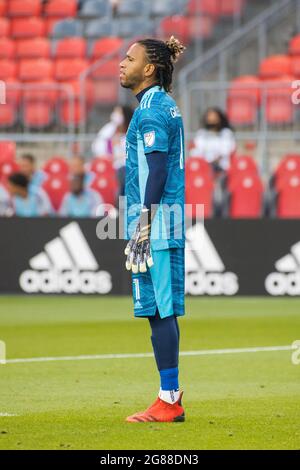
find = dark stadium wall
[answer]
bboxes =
[0,217,300,297]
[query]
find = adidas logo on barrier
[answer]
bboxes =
[19,222,112,294]
[265,241,300,296]
[185,224,239,295]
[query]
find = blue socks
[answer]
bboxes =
[160,367,179,391]
[148,311,180,392]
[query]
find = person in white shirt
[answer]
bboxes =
[190,107,236,173]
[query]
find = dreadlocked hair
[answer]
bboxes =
[137,36,186,93]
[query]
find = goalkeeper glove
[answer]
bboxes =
[124,208,154,273]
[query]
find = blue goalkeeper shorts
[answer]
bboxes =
[131,248,185,319]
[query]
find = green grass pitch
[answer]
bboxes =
[0,296,300,450]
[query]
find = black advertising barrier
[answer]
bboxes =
[0,217,131,296]
[0,217,300,296]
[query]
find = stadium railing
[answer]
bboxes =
[184,80,300,177]
[2,80,76,145]
[178,0,300,134]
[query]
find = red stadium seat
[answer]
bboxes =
[227,75,260,125]
[23,102,54,128]
[90,37,124,60]
[228,154,259,178]
[5,78,22,103]
[91,80,119,104]
[266,94,294,125]
[11,17,46,38]
[58,79,93,129]
[274,154,300,185]
[55,58,89,81]
[160,16,189,45]
[0,77,20,128]
[228,173,264,218]
[59,101,87,126]
[276,174,300,218]
[0,0,7,16]
[186,16,215,41]
[227,94,258,126]
[185,157,216,217]
[23,80,59,107]
[185,172,214,218]
[16,38,50,59]
[259,55,292,79]
[229,75,261,103]
[0,78,20,127]
[0,60,18,79]
[90,157,115,177]
[43,157,69,176]
[89,58,119,103]
[45,17,61,36]
[90,174,118,206]
[44,0,77,18]
[7,0,42,17]
[0,18,10,37]
[19,59,54,81]
[59,79,94,105]
[55,37,87,58]
[288,34,300,56]
[0,38,16,59]
[188,0,220,17]
[264,77,294,125]
[0,159,19,178]
[90,58,119,79]
[291,56,300,77]
[43,175,70,211]
[23,80,58,104]
[0,104,17,127]
[186,157,213,178]
[232,155,258,170]
[220,0,245,16]
[0,141,16,162]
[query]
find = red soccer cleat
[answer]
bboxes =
[126,391,185,423]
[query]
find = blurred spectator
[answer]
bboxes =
[91,105,134,196]
[59,174,103,218]
[69,155,95,187]
[110,0,121,16]
[19,153,46,190]
[190,108,236,174]
[7,172,53,217]
[0,183,13,216]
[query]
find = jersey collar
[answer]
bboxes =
[138,85,163,107]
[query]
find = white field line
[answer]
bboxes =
[3,345,295,365]
[0,413,18,417]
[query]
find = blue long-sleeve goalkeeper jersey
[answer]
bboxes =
[125,85,185,251]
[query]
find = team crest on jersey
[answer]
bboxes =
[170,106,181,118]
[144,131,155,147]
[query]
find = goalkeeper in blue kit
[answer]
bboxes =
[120,36,186,423]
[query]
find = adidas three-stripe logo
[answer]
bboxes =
[185,224,239,296]
[29,222,98,271]
[140,92,155,109]
[19,222,112,294]
[265,240,300,296]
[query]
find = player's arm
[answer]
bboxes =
[144,151,168,209]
